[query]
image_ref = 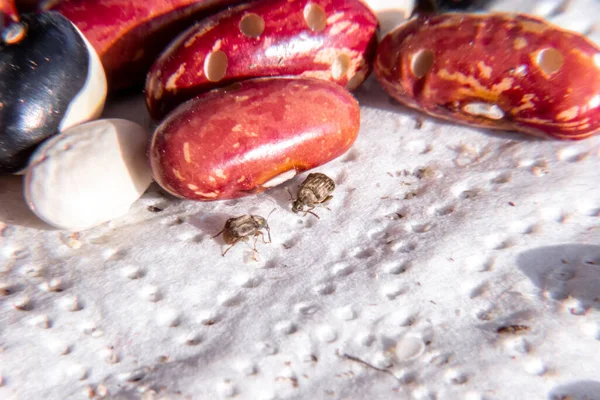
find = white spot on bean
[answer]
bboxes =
[172,168,184,181]
[166,63,186,90]
[556,106,580,121]
[462,102,505,120]
[512,93,535,114]
[304,3,327,32]
[594,53,600,69]
[514,64,528,76]
[153,81,164,100]
[535,48,564,76]
[326,11,344,25]
[215,169,227,179]
[195,191,218,198]
[204,50,228,82]
[183,142,191,163]
[329,20,351,36]
[239,13,265,38]
[212,39,222,52]
[476,61,492,79]
[513,37,527,50]
[331,53,351,80]
[262,169,297,188]
[187,183,198,190]
[589,94,600,110]
[411,49,434,78]
[494,77,513,92]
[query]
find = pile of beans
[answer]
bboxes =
[1,0,599,231]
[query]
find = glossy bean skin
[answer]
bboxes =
[145,0,378,120]
[375,13,600,140]
[0,11,106,174]
[150,77,360,201]
[1,0,19,24]
[43,0,249,91]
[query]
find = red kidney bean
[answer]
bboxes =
[145,0,378,120]
[150,77,360,201]
[375,13,600,140]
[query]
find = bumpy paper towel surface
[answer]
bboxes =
[1,1,600,399]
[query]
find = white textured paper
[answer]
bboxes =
[1,1,600,399]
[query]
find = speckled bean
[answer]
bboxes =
[44,0,248,91]
[145,0,378,120]
[375,13,600,140]
[150,77,360,201]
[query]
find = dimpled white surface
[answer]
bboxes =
[1,1,600,399]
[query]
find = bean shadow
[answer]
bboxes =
[353,75,417,116]
[517,244,600,310]
[101,91,155,133]
[0,176,55,230]
[139,182,185,209]
[265,180,300,213]
[187,211,232,241]
[548,380,600,400]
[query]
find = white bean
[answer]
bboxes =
[24,119,152,231]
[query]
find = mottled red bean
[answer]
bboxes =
[145,0,378,120]
[1,0,24,44]
[43,0,248,91]
[375,13,600,140]
[1,0,19,24]
[150,77,360,201]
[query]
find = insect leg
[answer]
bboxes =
[321,195,333,204]
[286,187,295,202]
[256,229,271,244]
[222,238,241,256]
[253,233,261,251]
[321,195,333,212]
[303,206,320,219]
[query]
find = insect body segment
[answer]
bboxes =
[291,173,335,218]
[214,214,272,256]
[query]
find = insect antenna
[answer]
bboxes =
[212,228,225,238]
[264,208,276,243]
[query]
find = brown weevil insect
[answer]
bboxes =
[213,213,273,256]
[289,173,335,219]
